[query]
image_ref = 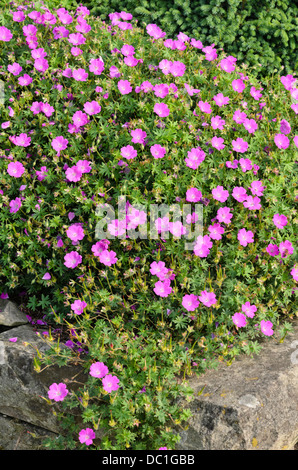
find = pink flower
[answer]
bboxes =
[159,447,168,450]
[182,294,200,312]
[220,58,235,73]
[293,136,298,148]
[150,144,166,159]
[199,290,217,307]
[194,235,212,258]
[170,61,186,77]
[153,83,169,98]
[91,240,110,257]
[64,251,82,268]
[107,219,126,237]
[250,86,262,100]
[36,166,48,181]
[198,100,212,114]
[89,362,109,378]
[274,133,289,149]
[48,383,69,402]
[79,428,96,446]
[7,62,22,75]
[131,128,147,144]
[186,188,202,202]
[41,102,55,117]
[89,58,104,75]
[141,80,153,92]
[266,243,279,256]
[72,110,89,127]
[76,160,92,174]
[216,206,233,224]
[124,56,138,67]
[9,197,22,213]
[232,186,247,202]
[99,250,118,266]
[291,103,298,114]
[211,115,225,130]
[121,144,137,160]
[232,79,245,93]
[237,228,254,247]
[71,299,87,314]
[13,11,26,22]
[169,221,187,238]
[191,38,203,48]
[72,68,88,81]
[243,195,261,210]
[211,136,225,150]
[66,223,85,242]
[150,261,168,279]
[52,136,68,155]
[250,180,265,196]
[213,92,229,107]
[241,302,257,318]
[102,374,120,393]
[212,185,229,202]
[14,133,31,147]
[34,58,49,73]
[203,45,217,61]
[243,118,258,134]
[154,102,170,117]
[121,44,135,56]
[232,137,248,153]
[42,273,51,280]
[66,166,83,182]
[290,265,298,282]
[260,320,274,336]
[0,26,13,41]
[239,158,253,173]
[118,80,132,95]
[185,148,206,169]
[208,223,225,240]
[7,161,25,178]
[279,240,293,259]
[233,109,247,124]
[280,119,291,135]
[68,32,86,46]
[280,74,296,91]
[273,214,288,229]
[154,279,172,297]
[159,59,173,75]
[110,66,121,78]
[232,312,247,327]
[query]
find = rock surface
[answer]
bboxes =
[176,318,298,450]
[0,300,28,327]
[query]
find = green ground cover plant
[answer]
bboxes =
[0,0,297,450]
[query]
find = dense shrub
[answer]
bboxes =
[0,0,297,450]
[78,0,298,79]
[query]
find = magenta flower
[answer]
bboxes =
[7,161,25,178]
[79,428,96,446]
[36,166,48,181]
[170,61,186,77]
[102,374,120,393]
[121,144,137,160]
[185,148,206,169]
[212,185,229,202]
[182,294,200,312]
[23,24,37,37]
[68,32,86,46]
[71,47,83,56]
[108,219,126,237]
[48,383,69,402]
[232,312,247,328]
[274,133,289,149]
[131,128,147,144]
[153,83,169,98]
[0,26,13,41]
[191,38,203,48]
[243,118,258,134]
[281,74,296,91]
[34,58,49,72]
[280,119,291,135]
[76,160,92,174]
[64,251,82,268]
[72,110,89,127]
[154,102,170,117]
[13,11,26,22]
[260,320,274,336]
[118,79,132,95]
[150,261,168,280]
[83,101,101,116]
[203,45,217,61]
[250,86,262,100]
[99,250,118,266]
[279,240,293,259]
[293,136,298,148]
[186,188,202,202]
[220,58,235,73]
[89,362,109,378]
[66,224,85,242]
[250,180,265,196]
[208,223,225,240]
[232,137,248,153]
[91,240,110,257]
[154,279,172,298]
[124,55,138,67]
[155,216,170,234]
[237,228,254,247]
[266,243,279,256]
[213,92,229,107]
[194,235,212,258]
[232,186,247,202]
[241,302,257,318]
[51,136,68,155]
[42,273,51,280]
[211,115,225,130]
[14,133,31,147]
[65,166,83,182]
[290,265,298,282]
[198,100,212,114]
[71,299,87,314]
[18,74,33,86]
[9,197,22,213]
[121,44,135,56]
[41,102,55,117]
[199,290,217,307]
[89,58,105,75]
[233,109,247,124]
[273,214,288,229]
[216,206,233,224]
[211,136,225,150]
[169,221,187,238]
[7,62,22,76]
[150,144,166,159]
[243,195,261,210]
[72,68,88,81]
[232,79,245,93]
[110,65,121,78]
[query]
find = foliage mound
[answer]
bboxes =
[0,0,297,450]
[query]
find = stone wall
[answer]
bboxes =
[0,299,297,450]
